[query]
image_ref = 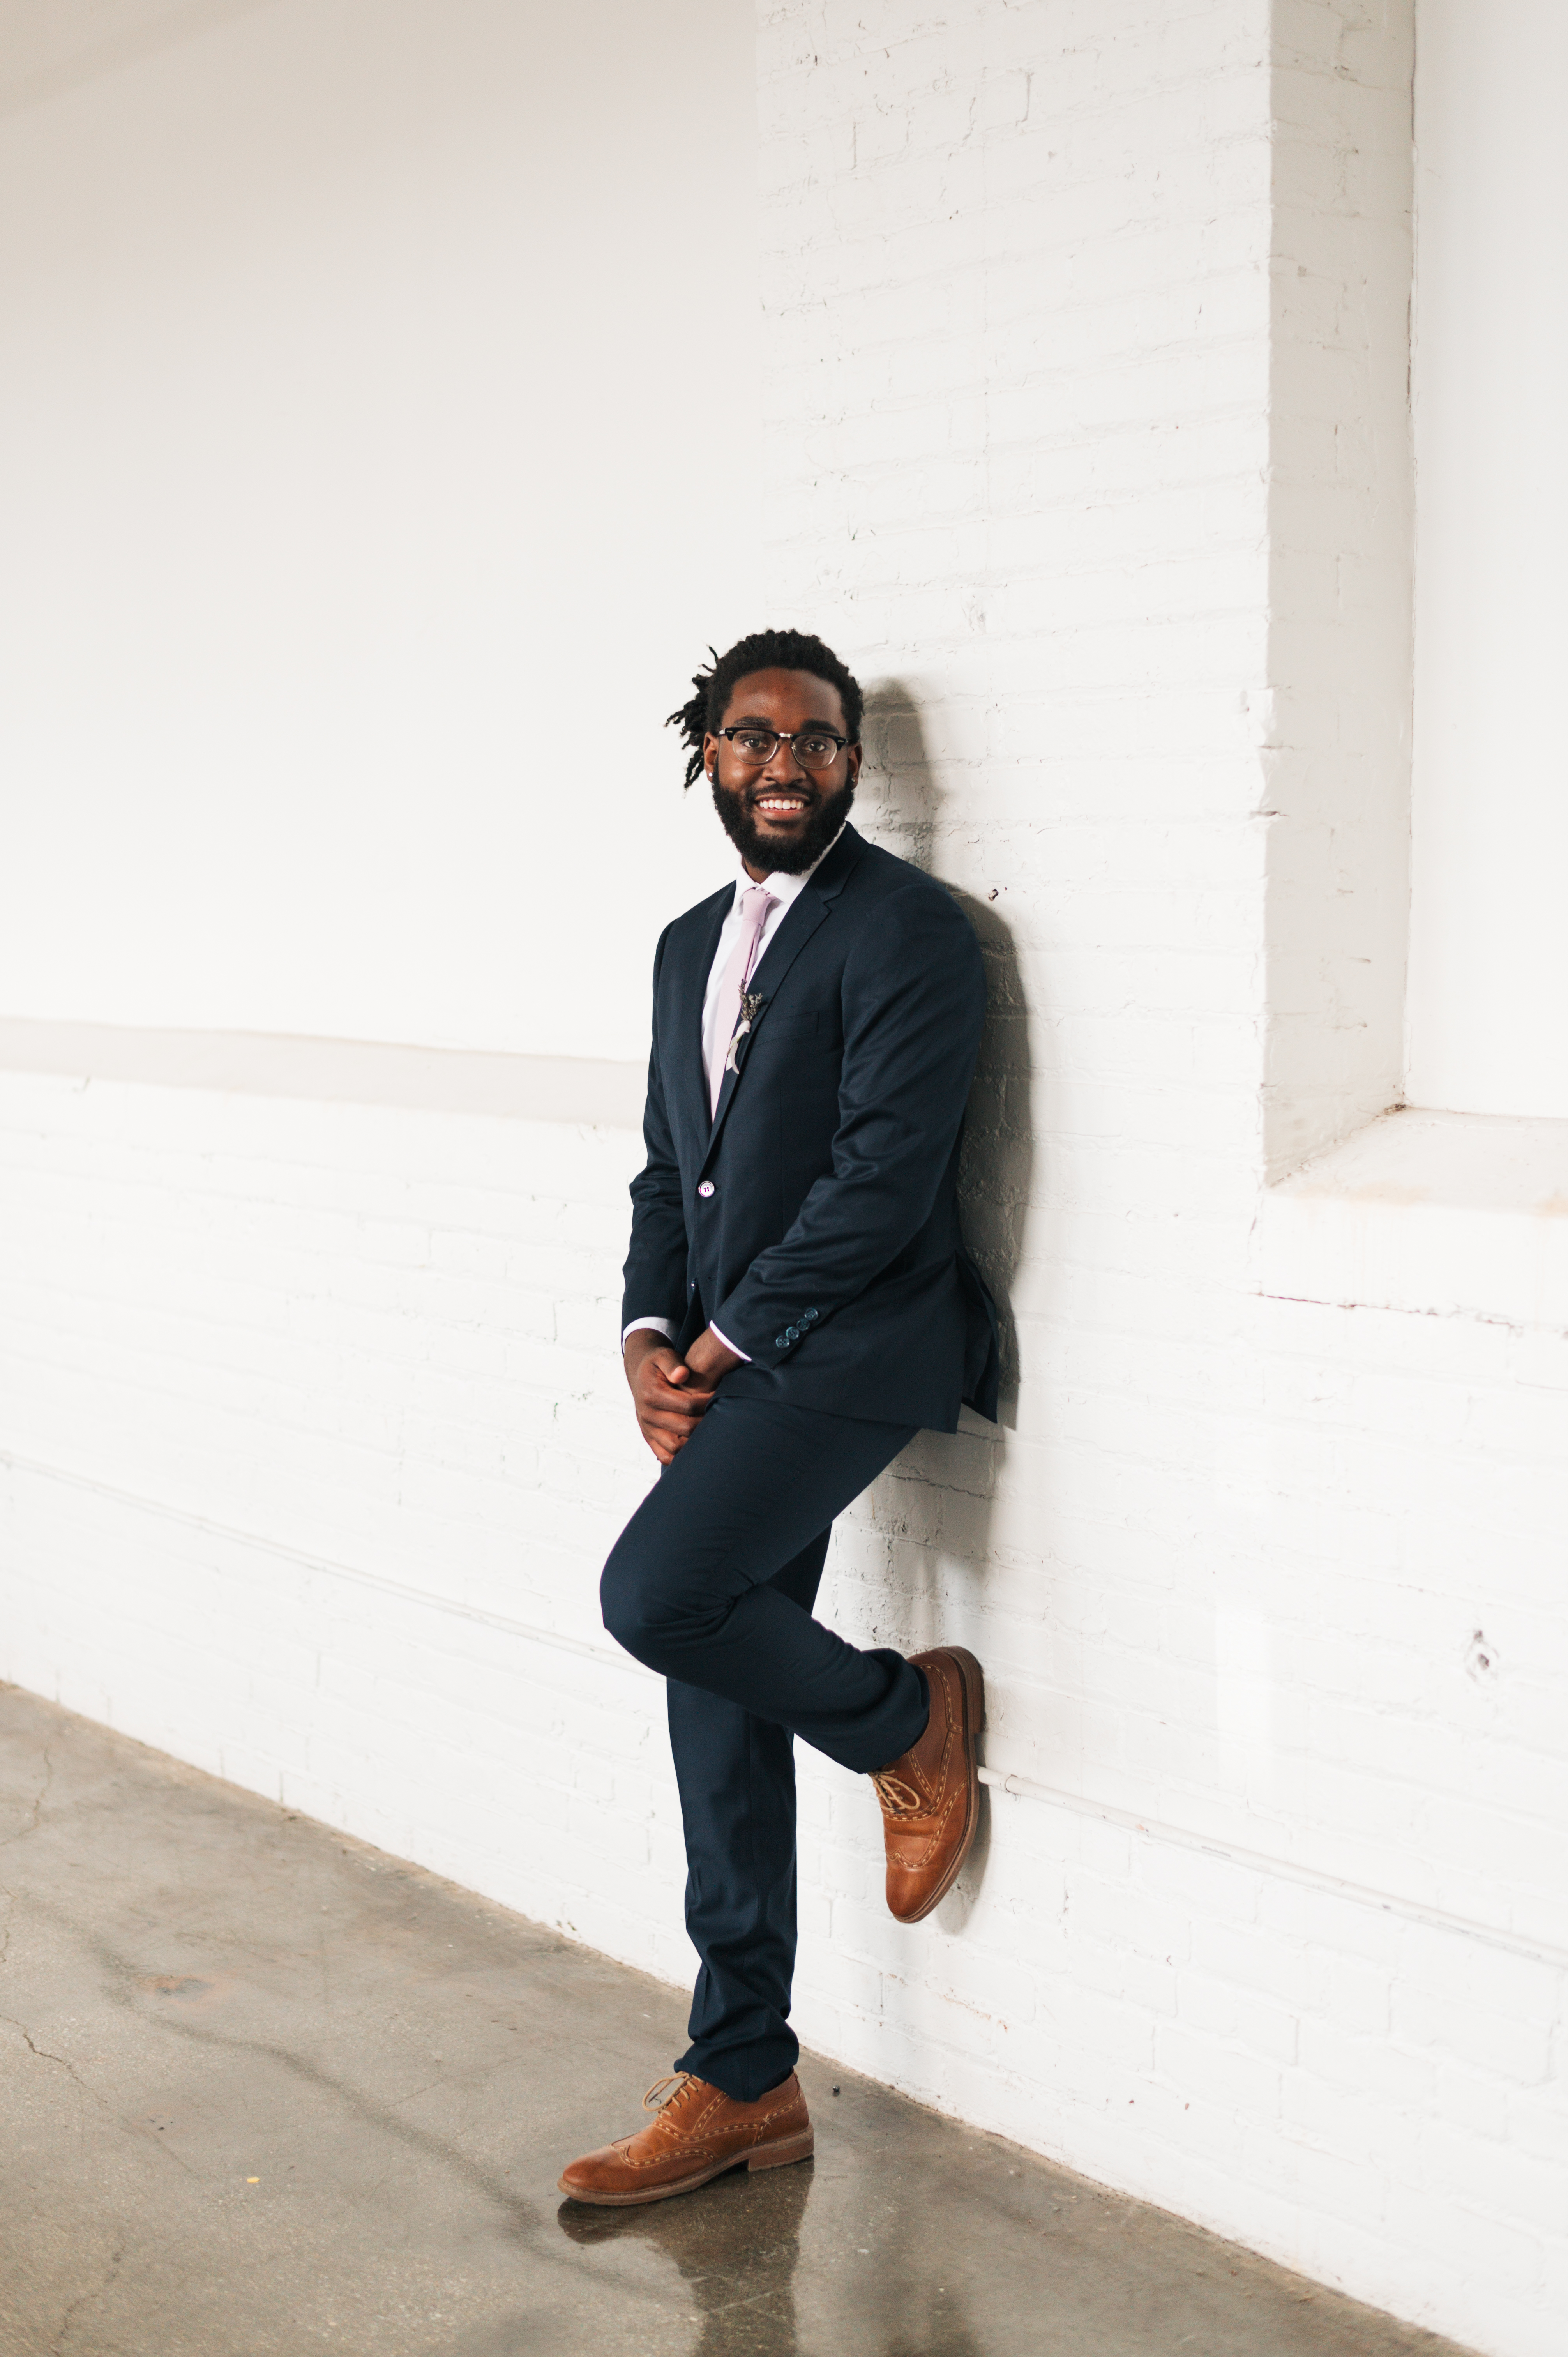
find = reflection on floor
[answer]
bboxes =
[0,1687,1468,2357]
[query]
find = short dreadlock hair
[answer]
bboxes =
[666,629,865,790]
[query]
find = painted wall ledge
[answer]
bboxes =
[0,1018,645,1131]
[1257,1106,1568,1331]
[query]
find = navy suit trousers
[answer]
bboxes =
[600,1396,925,2101]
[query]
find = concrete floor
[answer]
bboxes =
[0,1688,1471,2357]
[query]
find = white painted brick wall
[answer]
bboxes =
[1266,0,1414,1174]
[752,2,1563,2351]
[2,7,1565,2357]
[0,1076,696,1978]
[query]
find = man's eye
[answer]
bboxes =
[735,733,774,756]
[798,737,835,759]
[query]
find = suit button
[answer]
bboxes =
[775,1334,789,1349]
[697,1181,715,1198]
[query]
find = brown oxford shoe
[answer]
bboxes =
[872,1645,985,1922]
[558,2070,813,2207]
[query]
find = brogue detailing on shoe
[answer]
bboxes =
[592,2074,806,2176]
[618,2076,727,2169]
[559,2075,814,2207]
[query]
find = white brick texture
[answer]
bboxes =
[2,9,1564,2357]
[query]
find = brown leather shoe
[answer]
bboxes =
[558,2070,813,2206]
[872,1645,985,1922]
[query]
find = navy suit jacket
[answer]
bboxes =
[621,823,999,1431]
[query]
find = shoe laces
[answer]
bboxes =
[641,2072,699,2115]
[872,1768,925,1816]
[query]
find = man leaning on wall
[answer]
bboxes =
[557,628,1000,2205]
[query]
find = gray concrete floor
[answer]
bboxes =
[0,1688,1470,2357]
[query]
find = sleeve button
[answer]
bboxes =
[774,1334,789,1349]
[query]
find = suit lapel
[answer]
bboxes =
[670,889,730,1163]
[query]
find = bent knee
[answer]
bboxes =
[600,1545,666,1659]
[600,1541,716,1664]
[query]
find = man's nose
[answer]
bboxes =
[762,737,808,784]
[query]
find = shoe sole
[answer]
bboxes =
[897,1645,985,1925]
[557,2126,815,2206]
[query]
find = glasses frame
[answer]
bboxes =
[713,725,850,769]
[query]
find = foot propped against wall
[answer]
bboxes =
[871,1646,985,1923]
[557,1645,986,2207]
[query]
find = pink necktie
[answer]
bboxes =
[708,885,776,1116]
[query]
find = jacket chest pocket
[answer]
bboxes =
[757,1009,840,1054]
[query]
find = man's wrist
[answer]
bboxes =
[685,1325,744,1380]
[622,1314,676,1353]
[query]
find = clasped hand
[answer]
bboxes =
[624,1326,743,1465]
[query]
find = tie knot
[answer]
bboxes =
[740,885,775,921]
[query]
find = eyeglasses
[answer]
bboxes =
[714,726,849,771]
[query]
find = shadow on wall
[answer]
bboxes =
[858,680,1035,1411]
[848,681,1038,1939]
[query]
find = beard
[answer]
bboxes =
[709,773,856,875]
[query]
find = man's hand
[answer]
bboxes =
[623,1328,736,1465]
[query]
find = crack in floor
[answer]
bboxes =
[0,2008,96,2090]
[48,2231,126,2357]
[0,1742,54,1850]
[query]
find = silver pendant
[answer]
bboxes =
[724,992,763,1076]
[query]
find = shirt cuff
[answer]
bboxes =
[622,1316,676,1352]
[707,1319,751,1363]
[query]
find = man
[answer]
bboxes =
[559,628,998,2207]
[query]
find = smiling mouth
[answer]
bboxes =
[750,792,812,819]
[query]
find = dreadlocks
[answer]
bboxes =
[666,629,865,789]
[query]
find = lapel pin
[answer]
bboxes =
[725,992,763,1078]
